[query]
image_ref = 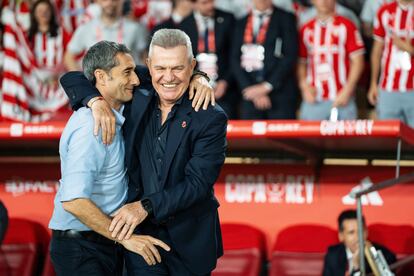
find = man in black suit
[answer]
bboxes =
[151,0,194,34]
[323,209,397,276]
[61,29,226,275]
[231,0,299,119]
[179,0,238,118]
[0,201,8,244]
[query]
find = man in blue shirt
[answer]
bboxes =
[49,41,170,276]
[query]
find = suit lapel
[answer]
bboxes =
[215,10,224,50]
[160,97,193,188]
[125,88,153,168]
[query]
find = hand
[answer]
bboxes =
[189,75,216,111]
[252,95,272,110]
[242,83,272,101]
[392,34,414,54]
[333,85,353,107]
[109,201,148,240]
[300,82,317,104]
[121,234,171,266]
[88,98,116,144]
[214,80,228,100]
[367,83,378,105]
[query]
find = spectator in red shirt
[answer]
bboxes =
[298,0,365,120]
[368,0,414,127]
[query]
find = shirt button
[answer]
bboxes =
[158,159,162,163]
[157,137,161,141]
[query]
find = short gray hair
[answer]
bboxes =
[148,29,194,61]
[82,40,132,84]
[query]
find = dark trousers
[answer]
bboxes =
[125,227,211,276]
[50,231,123,276]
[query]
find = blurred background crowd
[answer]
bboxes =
[0,0,413,124]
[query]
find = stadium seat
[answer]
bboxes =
[368,223,414,275]
[0,218,45,276]
[213,223,267,276]
[270,224,338,276]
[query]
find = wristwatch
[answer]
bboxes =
[141,199,153,216]
[192,69,211,82]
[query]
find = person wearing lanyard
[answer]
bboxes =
[368,0,414,127]
[231,0,299,119]
[179,0,238,118]
[298,0,365,121]
[151,0,194,34]
[64,0,148,70]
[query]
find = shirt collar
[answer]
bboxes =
[194,11,213,22]
[252,7,273,18]
[398,0,414,10]
[171,12,183,24]
[113,105,125,126]
[317,15,334,26]
[98,17,123,29]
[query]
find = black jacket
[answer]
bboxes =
[179,9,235,83]
[322,242,397,276]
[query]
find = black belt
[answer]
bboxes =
[52,230,116,246]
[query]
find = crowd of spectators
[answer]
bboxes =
[0,0,413,124]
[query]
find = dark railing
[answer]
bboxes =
[350,171,414,275]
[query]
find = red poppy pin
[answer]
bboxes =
[181,121,187,128]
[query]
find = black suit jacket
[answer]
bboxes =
[231,6,298,99]
[61,70,227,275]
[151,18,179,35]
[179,9,235,83]
[322,243,397,276]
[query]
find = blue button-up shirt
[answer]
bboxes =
[49,107,128,231]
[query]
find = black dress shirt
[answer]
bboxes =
[136,94,184,197]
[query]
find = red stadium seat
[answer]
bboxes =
[270,224,338,276]
[368,223,414,275]
[368,223,414,256]
[213,223,267,276]
[0,218,46,276]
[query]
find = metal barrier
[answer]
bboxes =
[351,171,414,275]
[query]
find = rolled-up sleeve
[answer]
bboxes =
[60,116,106,202]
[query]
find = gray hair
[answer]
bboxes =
[82,40,132,84]
[148,29,194,61]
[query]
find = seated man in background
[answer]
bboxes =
[0,201,8,244]
[323,209,396,276]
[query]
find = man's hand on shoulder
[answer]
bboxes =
[109,201,148,241]
[189,74,216,112]
[88,97,116,144]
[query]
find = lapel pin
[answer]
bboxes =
[217,17,224,23]
[181,121,187,128]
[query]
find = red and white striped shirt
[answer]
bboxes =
[374,1,414,92]
[299,15,365,101]
[32,29,70,69]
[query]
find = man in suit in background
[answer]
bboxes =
[152,0,194,34]
[323,209,396,276]
[179,0,239,118]
[231,0,299,119]
[0,201,8,244]
[60,29,227,275]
